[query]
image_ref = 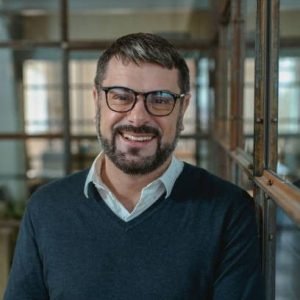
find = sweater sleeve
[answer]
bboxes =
[4,205,49,300]
[213,190,264,300]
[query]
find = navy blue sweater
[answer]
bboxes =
[4,163,263,299]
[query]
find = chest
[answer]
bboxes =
[39,209,220,300]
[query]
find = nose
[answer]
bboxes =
[127,95,151,126]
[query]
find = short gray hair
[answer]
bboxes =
[94,32,190,93]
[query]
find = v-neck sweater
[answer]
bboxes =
[4,163,263,300]
[83,153,184,221]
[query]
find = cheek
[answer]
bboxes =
[99,107,123,136]
[159,119,178,142]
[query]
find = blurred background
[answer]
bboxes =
[0,1,299,299]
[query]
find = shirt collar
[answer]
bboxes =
[154,155,183,197]
[84,152,104,198]
[84,152,183,198]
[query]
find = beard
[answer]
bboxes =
[95,109,183,175]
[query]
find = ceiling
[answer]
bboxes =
[1,0,300,14]
[0,0,213,12]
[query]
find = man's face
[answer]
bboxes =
[93,57,190,175]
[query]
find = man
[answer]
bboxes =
[5,33,263,299]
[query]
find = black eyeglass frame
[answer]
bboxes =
[100,86,185,117]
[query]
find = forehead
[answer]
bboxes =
[102,57,180,92]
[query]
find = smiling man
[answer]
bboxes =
[93,53,189,213]
[5,33,263,300]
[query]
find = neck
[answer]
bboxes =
[100,156,172,212]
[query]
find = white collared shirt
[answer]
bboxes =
[84,153,183,222]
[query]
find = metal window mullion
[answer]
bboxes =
[260,189,277,300]
[216,25,228,143]
[229,0,245,151]
[61,0,71,175]
[195,57,201,166]
[267,0,279,172]
[254,0,267,177]
[264,2,279,300]
[254,1,279,300]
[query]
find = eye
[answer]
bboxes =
[149,92,174,105]
[112,93,130,101]
[109,88,134,102]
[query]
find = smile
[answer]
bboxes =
[122,133,154,142]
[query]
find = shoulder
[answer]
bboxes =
[33,168,89,196]
[178,162,249,198]
[173,163,255,216]
[172,163,258,236]
[27,169,89,211]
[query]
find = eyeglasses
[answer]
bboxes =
[100,86,185,117]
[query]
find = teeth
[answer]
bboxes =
[123,134,153,142]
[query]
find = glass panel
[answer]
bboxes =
[71,139,100,173]
[0,1,60,41]
[276,205,300,300]
[278,2,300,185]
[175,138,196,165]
[0,48,24,133]
[0,49,63,133]
[196,58,211,133]
[0,140,28,219]
[244,58,255,153]
[68,0,213,41]
[23,49,63,134]
[197,139,212,170]
[237,167,254,195]
[183,58,196,136]
[243,0,257,155]
[0,49,62,134]
[69,51,99,135]
[26,138,64,180]
[0,179,27,220]
[277,58,300,182]
[0,138,63,218]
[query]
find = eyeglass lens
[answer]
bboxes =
[106,87,176,116]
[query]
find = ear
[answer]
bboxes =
[93,87,99,108]
[178,94,191,132]
[181,93,191,115]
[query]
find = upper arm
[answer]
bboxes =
[213,192,264,300]
[4,207,49,300]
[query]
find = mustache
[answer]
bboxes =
[113,124,161,136]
